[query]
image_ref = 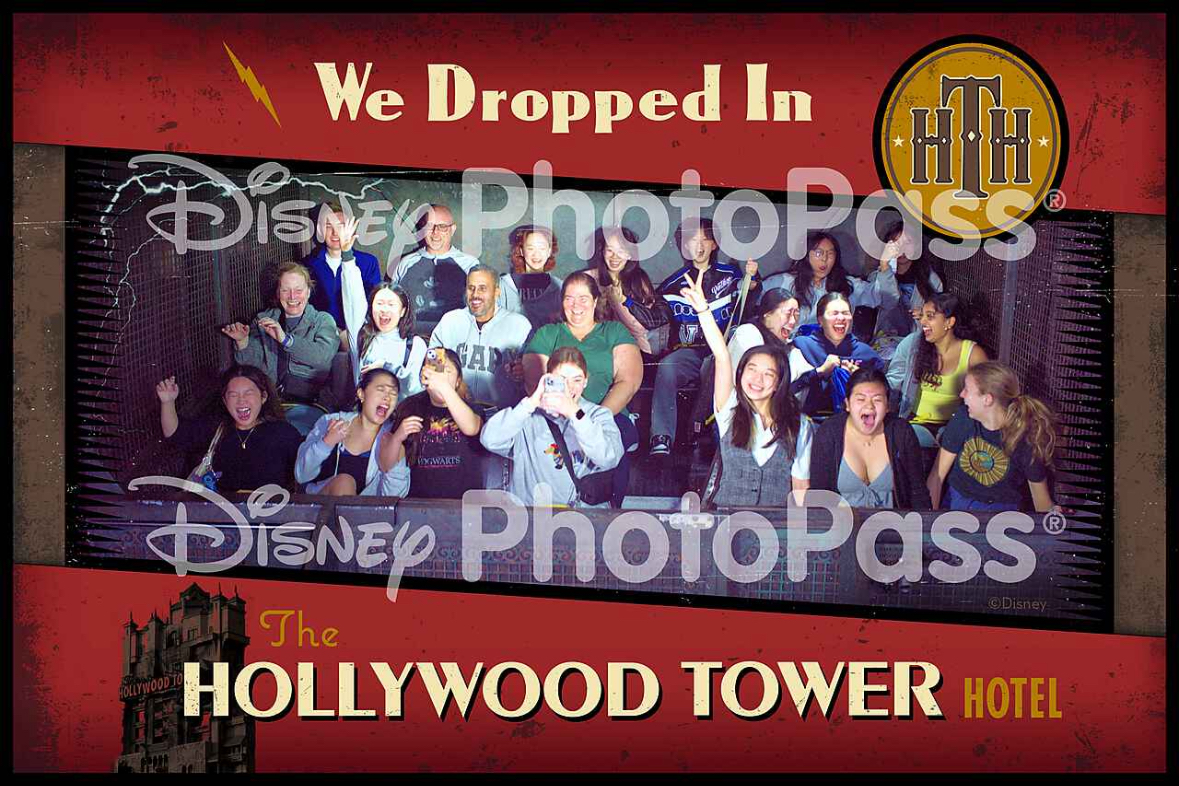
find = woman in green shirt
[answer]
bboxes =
[523,271,642,507]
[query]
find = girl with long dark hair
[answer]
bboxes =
[886,292,989,434]
[680,268,813,507]
[295,367,410,496]
[156,364,301,493]
[725,288,813,389]
[340,276,426,402]
[928,361,1061,512]
[583,226,673,355]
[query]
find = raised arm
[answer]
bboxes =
[679,268,733,412]
[156,376,180,438]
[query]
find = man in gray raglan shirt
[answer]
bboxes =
[429,265,533,410]
[389,203,480,335]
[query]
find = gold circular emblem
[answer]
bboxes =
[875,38,1067,240]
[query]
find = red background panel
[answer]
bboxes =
[12,13,1166,214]
[12,565,1165,772]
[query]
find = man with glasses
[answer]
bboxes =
[648,218,760,457]
[429,265,532,410]
[390,203,480,334]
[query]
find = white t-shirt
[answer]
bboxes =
[726,324,814,385]
[714,389,813,478]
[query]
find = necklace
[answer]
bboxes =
[236,426,257,450]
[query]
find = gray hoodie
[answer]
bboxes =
[480,397,623,507]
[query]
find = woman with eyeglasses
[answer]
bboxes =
[761,231,900,331]
[725,288,813,389]
[523,271,643,506]
[582,226,673,356]
[496,224,565,329]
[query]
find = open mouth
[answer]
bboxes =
[375,403,390,420]
[377,316,394,329]
[859,411,878,431]
[234,406,253,423]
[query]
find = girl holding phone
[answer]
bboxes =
[481,346,623,507]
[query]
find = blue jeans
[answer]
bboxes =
[283,403,327,437]
[945,485,1012,512]
[612,412,639,508]
[651,346,709,442]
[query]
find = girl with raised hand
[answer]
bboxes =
[157,364,301,493]
[223,261,340,436]
[928,361,1061,513]
[865,220,943,359]
[295,367,410,496]
[680,267,814,507]
[480,346,623,507]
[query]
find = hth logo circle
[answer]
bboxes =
[875,38,1068,240]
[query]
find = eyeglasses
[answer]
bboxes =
[809,248,836,262]
[427,223,455,234]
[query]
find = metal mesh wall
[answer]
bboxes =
[941,215,1114,519]
[70,157,307,487]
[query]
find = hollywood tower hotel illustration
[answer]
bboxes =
[115,584,255,773]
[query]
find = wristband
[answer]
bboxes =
[694,308,709,315]
[282,333,295,349]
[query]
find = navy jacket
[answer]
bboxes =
[306,246,383,329]
[793,332,884,414]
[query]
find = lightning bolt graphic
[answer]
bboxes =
[223,42,282,127]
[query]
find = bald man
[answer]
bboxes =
[389,203,480,334]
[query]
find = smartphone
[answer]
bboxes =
[544,376,566,394]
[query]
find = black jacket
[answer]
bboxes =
[810,413,932,509]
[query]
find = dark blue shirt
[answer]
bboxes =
[305,247,383,329]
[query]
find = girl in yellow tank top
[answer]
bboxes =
[911,294,988,428]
